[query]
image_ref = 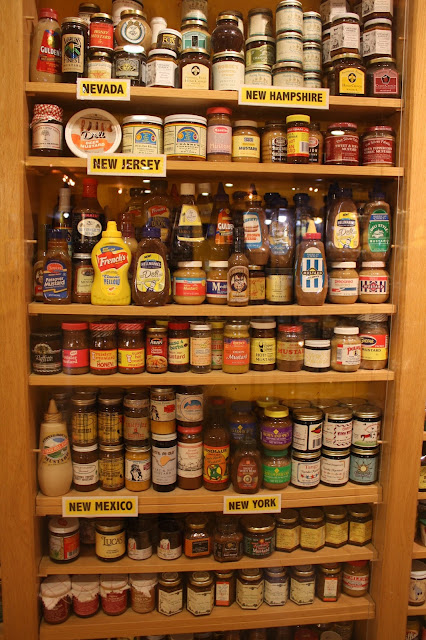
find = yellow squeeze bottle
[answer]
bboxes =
[91,221,131,305]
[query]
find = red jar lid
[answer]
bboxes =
[346,560,368,567]
[207,107,232,115]
[118,322,144,331]
[328,122,357,131]
[178,425,202,434]
[62,322,89,331]
[89,322,117,330]
[169,322,190,330]
[278,325,303,333]
[39,8,58,20]
[364,125,394,134]
[32,103,63,123]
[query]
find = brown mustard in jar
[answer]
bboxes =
[300,507,326,551]
[275,509,300,552]
[250,320,276,372]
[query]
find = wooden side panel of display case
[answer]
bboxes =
[0,1,40,639]
[367,1,426,638]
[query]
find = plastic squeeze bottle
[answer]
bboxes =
[295,219,328,306]
[91,221,132,305]
[38,400,72,497]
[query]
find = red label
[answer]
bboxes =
[362,138,394,166]
[173,277,205,297]
[72,595,99,618]
[101,592,127,615]
[325,134,359,164]
[63,348,89,368]
[90,349,117,372]
[96,250,128,272]
[90,23,114,49]
[36,29,61,74]
[149,205,170,217]
[215,210,233,245]
[223,337,250,366]
[373,69,399,95]
[147,337,167,358]
[236,458,258,490]
[360,275,389,295]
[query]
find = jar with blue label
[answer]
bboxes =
[206,261,228,304]
[164,114,207,161]
[349,445,379,484]
[181,19,211,53]
[229,401,257,447]
[43,229,72,304]
[121,115,163,155]
[176,386,203,424]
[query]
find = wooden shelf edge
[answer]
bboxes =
[413,540,426,559]
[408,603,426,615]
[422,432,426,441]
[39,595,375,640]
[38,543,378,577]
[35,483,382,516]
[28,302,397,317]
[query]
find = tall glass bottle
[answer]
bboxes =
[231,190,248,228]
[203,397,230,492]
[227,227,249,307]
[142,180,174,253]
[269,198,295,268]
[171,183,205,267]
[243,191,270,266]
[207,183,233,263]
[294,192,322,246]
[122,187,146,242]
[33,223,50,301]
[53,187,73,256]
[326,187,361,262]
[71,178,106,254]
[197,183,214,235]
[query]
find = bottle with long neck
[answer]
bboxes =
[33,223,50,301]
[170,183,204,266]
[227,227,249,307]
[72,178,106,254]
[295,219,328,306]
[203,397,230,492]
[38,399,72,496]
[54,187,73,256]
[207,182,233,263]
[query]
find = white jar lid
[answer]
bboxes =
[330,262,357,268]
[209,261,228,268]
[40,575,72,598]
[165,114,207,125]
[100,574,129,590]
[250,320,276,329]
[180,183,196,195]
[411,560,426,579]
[177,261,203,268]
[332,12,360,21]
[151,16,167,24]
[65,108,121,159]
[234,120,258,128]
[305,340,331,347]
[334,326,359,335]
[158,28,182,37]
[190,322,211,330]
[362,261,386,268]
[48,516,80,534]
[149,48,178,58]
[364,18,393,27]
[122,115,163,126]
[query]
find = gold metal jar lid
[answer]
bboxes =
[242,514,275,533]
[312,398,337,410]
[324,505,348,520]
[186,514,209,530]
[319,563,341,574]
[322,447,350,458]
[354,404,382,419]
[293,407,323,422]
[125,444,151,454]
[214,570,234,579]
[348,504,372,518]
[293,564,314,577]
[325,406,353,420]
[339,397,367,410]
[276,508,299,525]
[300,507,324,523]
[159,572,181,587]
[239,568,263,580]
[189,571,213,586]
[265,567,287,577]
[99,444,124,452]
[256,396,280,409]
[264,405,290,418]
[96,518,125,533]
[292,449,320,461]
[280,399,311,410]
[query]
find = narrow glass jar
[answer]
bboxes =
[187,571,214,616]
[95,519,126,562]
[72,575,99,618]
[232,121,260,163]
[127,517,153,560]
[300,507,326,551]
[214,569,236,606]
[264,567,289,606]
[48,517,80,563]
[213,516,243,562]
[158,520,183,560]
[292,407,323,453]
[31,104,64,156]
[359,314,389,369]
[330,13,361,57]
[331,327,361,372]
[286,114,310,164]
[362,18,392,60]
[152,432,177,492]
[146,327,168,374]
[262,449,291,490]
[150,386,176,434]
[72,444,99,492]
[125,444,151,491]
[249,265,266,304]
[250,319,276,372]
[100,575,128,616]
[178,424,203,490]
[261,122,287,163]
[99,444,124,491]
[348,504,373,546]
[190,322,212,374]
[184,514,212,558]
[316,563,342,602]
[71,394,97,446]
[118,322,145,374]
[275,509,300,552]
[207,108,232,162]
[124,391,150,446]
[158,572,183,616]
[98,392,123,445]
[248,8,273,37]
[72,254,94,303]
[62,322,90,375]
[277,324,304,371]
[236,569,264,610]
[89,321,117,375]
[290,565,315,605]
[211,320,225,370]
[207,262,228,304]
[323,405,353,449]
[223,319,250,374]
[324,505,349,548]
[168,321,190,373]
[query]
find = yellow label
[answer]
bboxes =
[223,494,281,515]
[339,68,365,95]
[250,337,276,365]
[87,154,166,177]
[333,211,359,249]
[276,525,300,550]
[136,253,166,293]
[325,521,349,545]
[118,348,145,368]
[239,86,329,109]
[62,496,138,517]
[76,78,131,100]
[300,525,326,549]
[349,520,373,544]
[178,204,202,227]
[232,134,260,159]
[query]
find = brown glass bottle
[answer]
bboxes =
[203,397,230,491]
[178,424,203,490]
[42,229,72,304]
[227,227,249,307]
[231,436,263,494]
[326,187,361,262]
[71,178,106,253]
[132,226,170,306]
[142,180,174,252]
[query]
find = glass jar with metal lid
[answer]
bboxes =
[255,396,280,422]
[248,8,273,37]
[147,49,178,88]
[261,405,292,450]
[245,36,276,67]
[276,0,303,35]
[339,397,368,411]
[164,114,207,160]
[352,404,382,447]
[72,443,99,492]
[304,71,322,87]
[87,49,113,78]
[286,114,310,164]
[241,514,275,558]
[48,517,80,563]
[245,64,272,86]
[99,444,124,491]
[330,13,361,57]
[264,567,289,606]
[303,42,321,73]
[213,516,243,563]
[113,46,146,85]
[123,391,150,446]
[324,505,349,548]
[349,445,380,484]
[95,519,126,561]
[250,319,276,372]
[316,563,342,602]
[232,120,260,163]
[292,407,323,452]
[363,18,392,60]
[261,122,287,163]
[158,572,184,616]
[325,122,359,166]
[127,516,153,561]
[214,569,236,606]
[211,14,244,54]
[71,394,97,445]
[322,405,353,449]
[79,3,101,25]
[323,28,331,65]
[291,449,321,488]
[290,565,315,605]
[275,509,300,552]
[262,449,291,490]
[181,19,211,52]
[236,569,264,610]
[331,327,361,372]
[190,322,211,374]
[361,0,393,21]
[304,339,331,372]
[359,315,389,369]
[303,11,322,42]
[157,29,182,54]
[276,324,304,372]
[179,48,211,90]
[272,62,303,87]
[61,18,88,83]
[300,507,326,551]
[276,32,303,65]
[115,9,150,49]
[321,447,350,486]
[187,571,214,616]
[212,52,245,91]
[130,573,157,614]
[281,399,311,413]
[330,54,366,96]
[362,126,395,167]
[348,504,373,546]
[89,13,113,49]
[98,392,123,445]
[125,444,151,491]
[121,116,163,155]
[184,514,212,558]
[366,57,400,97]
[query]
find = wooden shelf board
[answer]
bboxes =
[418,492,426,500]
[413,540,426,559]
[39,595,375,640]
[36,483,382,516]
[39,543,378,577]
[423,432,426,441]
[29,369,395,387]
[25,156,404,179]
[28,302,397,317]
[0,622,3,640]
[408,603,426,615]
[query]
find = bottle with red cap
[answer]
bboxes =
[295,219,328,306]
[71,178,106,254]
[30,8,62,82]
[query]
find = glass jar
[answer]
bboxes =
[290,565,315,605]
[245,36,276,67]
[291,450,321,489]
[30,330,62,375]
[72,254,94,303]
[273,61,304,87]
[350,445,380,484]
[366,56,400,97]
[304,71,322,87]
[324,506,349,548]
[173,262,206,304]
[348,504,373,546]
[245,64,272,86]
[152,432,177,492]
[181,18,211,52]
[309,122,324,164]
[363,18,392,60]
[316,563,342,602]
[331,54,366,96]
[62,322,89,375]
[98,392,123,445]
[286,114,310,163]
[328,262,359,303]
[61,18,88,83]
[125,444,151,491]
[167,322,190,373]
[190,322,212,374]
[124,391,150,446]
[31,104,64,156]
[330,13,361,57]
[276,0,303,34]
[130,573,157,613]
[276,31,303,64]
[331,326,361,372]
[87,48,112,78]
[275,509,300,552]
[241,515,275,558]
[362,126,395,167]
[40,575,72,624]
[212,52,245,91]
[277,324,304,371]
[113,45,146,85]
[89,13,113,49]
[147,49,178,88]
[261,405,293,450]
[211,321,225,370]
[48,517,80,563]
[409,561,426,606]
[158,520,183,560]
[321,447,350,486]
[292,407,323,453]
[127,516,153,560]
[95,519,126,562]
[262,122,287,163]
[71,393,97,446]
[207,108,232,162]
[158,572,184,616]
[206,262,228,305]
[303,42,321,72]
[325,122,359,165]
[342,560,369,596]
[303,11,322,42]
[214,569,236,606]
[150,386,176,434]
[89,321,117,375]
[100,575,128,616]
[232,121,260,163]
[250,319,276,372]
[352,404,382,447]
[359,261,390,302]
[213,516,243,562]
[248,8,273,37]
[323,405,353,449]
[184,514,212,558]
[99,444,124,491]
[223,319,250,374]
[118,322,144,374]
[265,268,293,304]
[177,424,203,490]
[359,314,389,369]
[264,567,289,606]
[72,575,99,618]
[146,327,168,374]
[187,571,215,616]
[262,449,291,490]
[72,443,99,491]
[157,29,182,53]
[300,507,326,551]
[236,569,264,610]
[249,265,266,304]
[229,401,257,446]
[211,15,244,53]
[179,47,211,89]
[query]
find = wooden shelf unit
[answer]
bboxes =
[412,541,426,559]
[39,596,376,640]
[36,483,382,516]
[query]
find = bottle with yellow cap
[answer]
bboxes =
[91,221,132,305]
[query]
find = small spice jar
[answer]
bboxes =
[48,517,80,563]
[359,261,390,302]
[187,571,215,616]
[248,265,266,304]
[362,126,395,167]
[250,320,276,372]
[100,574,129,616]
[264,567,289,606]
[118,322,144,374]
[273,61,304,87]
[348,504,373,546]
[72,575,99,618]
[317,564,342,602]
[184,514,212,558]
[262,449,291,490]
[292,407,323,452]
[125,444,151,491]
[130,573,157,614]
[95,519,126,562]
[31,104,64,156]
[303,11,322,42]
[72,254,94,303]
[168,322,190,373]
[325,122,359,165]
[212,51,245,91]
[150,386,176,434]
[236,569,264,610]
[62,322,90,375]
[359,315,389,370]
[147,49,178,88]
[323,405,353,449]
[350,445,380,484]
[152,432,177,492]
[277,0,303,34]
[245,64,272,86]
[206,107,232,163]
[213,516,243,562]
[223,319,250,374]
[113,45,146,85]
[40,575,72,624]
[328,262,359,303]
[342,560,370,597]
[158,572,184,616]
[127,517,153,560]
[331,54,366,96]
[366,56,400,97]
[291,450,321,489]
[352,404,382,447]
[232,120,260,163]
[277,324,304,372]
[98,392,123,445]
[290,565,315,606]
[241,515,275,558]
[265,267,293,304]
[321,447,350,486]
[261,405,293,450]
[72,443,99,491]
[300,507,326,551]
[190,322,212,374]
[99,444,124,491]
[179,47,211,89]
[146,326,168,374]
[275,509,300,552]
[286,114,310,164]
[409,561,426,606]
[124,391,150,446]
[331,327,361,372]
[89,321,117,375]
[158,519,183,560]
[324,506,349,548]
[215,569,236,606]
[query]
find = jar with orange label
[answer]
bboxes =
[276,324,304,372]
[89,321,117,375]
[146,326,168,373]
[286,114,310,164]
[223,319,250,374]
[125,444,151,491]
[184,514,212,558]
[150,386,176,435]
[118,322,145,374]
[173,261,206,304]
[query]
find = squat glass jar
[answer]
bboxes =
[362,126,395,167]
[366,56,400,97]
[207,107,232,162]
[187,571,215,617]
[359,261,390,302]
[325,122,359,165]
[324,505,349,548]
[331,327,361,372]
[330,54,366,96]
[179,48,211,89]
[277,324,304,371]
[232,121,260,163]
[241,515,275,558]
[316,563,342,602]
[113,46,146,85]
[236,569,264,610]
[348,504,373,546]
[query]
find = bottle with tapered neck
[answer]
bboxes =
[33,223,50,301]
[38,399,72,497]
[227,226,249,307]
[54,187,73,256]
[207,182,233,263]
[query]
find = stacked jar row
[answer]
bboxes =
[47,504,373,564]
[40,558,370,623]
[31,315,390,376]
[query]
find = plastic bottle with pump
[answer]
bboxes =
[91,221,132,305]
[38,399,72,497]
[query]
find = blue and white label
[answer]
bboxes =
[206,279,227,299]
[300,248,325,293]
[243,212,262,249]
[43,260,69,299]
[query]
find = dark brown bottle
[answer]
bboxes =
[72,178,106,253]
[203,397,230,492]
[132,226,170,306]
[231,435,263,494]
